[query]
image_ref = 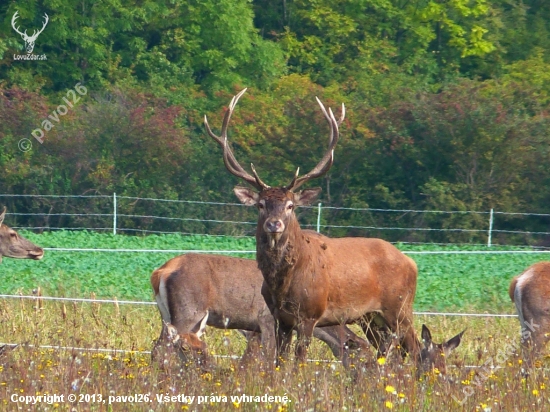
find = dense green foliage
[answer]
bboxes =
[1,1,550,245]
[0,231,545,312]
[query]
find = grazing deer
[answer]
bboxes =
[509,262,550,363]
[204,89,463,369]
[151,253,371,368]
[160,317,210,370]
[0,207,44,263]
[419,324,464,375]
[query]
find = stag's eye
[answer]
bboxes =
[257,203,264,210]
[9,232,16,238]
[287,203,294,210]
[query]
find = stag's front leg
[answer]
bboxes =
[295,319,317,364]
[276,321,293,366]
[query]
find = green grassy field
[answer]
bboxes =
[1,231,547,312]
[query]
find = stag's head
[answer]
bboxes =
[419,324,464,375]
[205,89,344,248]
[11,11,49,54]
[0,207,44,262]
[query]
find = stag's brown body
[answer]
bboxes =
[205,89,463,366]
[0,207,44,263]
[150,253,370,365]
[259,226,417,328]
[254,194,420,360]
[509,261,550,360]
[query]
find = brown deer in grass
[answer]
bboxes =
[204,89,464,370]
[0,206,44,356]
[0,207,44,263]
[509,262,550,364]
[158,313,211,370]
[151,253,371,368]
[419,324,464,375]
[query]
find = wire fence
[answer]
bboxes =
[0,293,518,365]
[0,294,518,318]
[2,194,550,247]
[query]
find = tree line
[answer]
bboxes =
[1,1,549,245]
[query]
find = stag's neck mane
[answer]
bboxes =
[256,215,306,294]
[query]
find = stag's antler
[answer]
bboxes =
[205,90,345,192]
[204,89,270,190]
[286,98,345,191]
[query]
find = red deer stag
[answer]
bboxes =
[151,253,371,368]
[205,89,463,369]
[509,262,550,364]
[0,207,44,263]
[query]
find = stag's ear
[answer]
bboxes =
[0,207,5,226]
[294,188,322,206]
[234,186,260,206]
[443,330,465,356]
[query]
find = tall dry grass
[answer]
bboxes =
[0,298,548,411]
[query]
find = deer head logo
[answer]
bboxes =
[11,11,49,54]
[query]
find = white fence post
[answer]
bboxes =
[113,193,117,235]
[487,208,494,247]
[317,203,322,233]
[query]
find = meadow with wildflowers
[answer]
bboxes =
[0,299,549,411]
[1,231,549,410]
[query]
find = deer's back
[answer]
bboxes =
[152,254,267,330]
[513,262,550,316]
[289,232,417,325]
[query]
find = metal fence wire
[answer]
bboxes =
[2,194,550,247]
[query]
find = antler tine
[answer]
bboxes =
[287,98,344,191]
[286,167,300,191]
[204,89,247,173]
[205,89,269,190]
[204,88,247,145]
[337,103,346,126]
[250,163,271,189]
